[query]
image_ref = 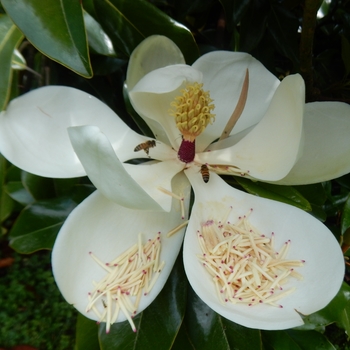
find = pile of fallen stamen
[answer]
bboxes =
[197,208,304,307]
[86,232,164,333]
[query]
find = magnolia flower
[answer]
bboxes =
[0,36,348,332]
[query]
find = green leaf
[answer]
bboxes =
[341,194,350,234]
[21,172,56,200]
[172,321,195,350]
[11,49,26,70]
[294,184,327,221]
[99,254,187,349]
[1,0,92,77]
[185,287,230,349]
[6,181,35,206]
[338,300,350,335]
[239,0,269,53]
[75,314,100,350]
[9,196,77,253]
[341,35,350,76]
[267,3,299,67]
[0,154,14,223]
[298,283,350,330]
[262,329,336,350]
[222,319,263,350]
[235,178,312,211]
[10,223,63,253]
[93,0,198,63]
[0,14,24,111]
[184,287,263,350]
[84,11,115,56]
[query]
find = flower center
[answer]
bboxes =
[169,82,215,163]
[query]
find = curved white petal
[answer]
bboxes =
[123,160,186,212]
[129,65,203,149]
[68,126,164,211]
[271,101,350,185]
[0,86,132,178]
[52,173,190,325]
[184,168,344,330]
[197,74,305,181]
[126,35,185,91]
[193,51,280,150]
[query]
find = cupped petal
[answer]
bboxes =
[129,65,203,148]
[69,125,184,211]
[193,51,280,150]
[183,167,344,330]
[126,35,185,91]
[52,172,190,325]
[197,74,305,181]
[69,125,166,211]
[0,86,134,178]
[271,101,350,185]
[123,160,186,212]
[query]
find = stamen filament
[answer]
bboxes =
[197,208,304,307]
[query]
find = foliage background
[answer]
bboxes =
[1,0,350,349]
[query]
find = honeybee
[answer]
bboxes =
[200,164,210,183]
[134,140,156,155]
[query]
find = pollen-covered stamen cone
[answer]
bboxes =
[170,83,215,163]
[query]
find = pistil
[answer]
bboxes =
[169,82,215,163]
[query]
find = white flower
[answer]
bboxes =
[0,35,348,331]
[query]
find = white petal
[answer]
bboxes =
[0,86,131,178]
[129,65,203,148]
[126,35,185,91]
[193,51,280,150]
[183,168,344,330]
[272,101,350,185]
[52,174,190,324]
[197,74,305,181]
[68,126,164,211]
[123,160,186,212]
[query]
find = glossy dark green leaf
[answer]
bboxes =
[9,197,77,253]
[99,254,187,349]
[94,0,198,63]
[84,11,115,56]
[172,321,195,350]
[0,14,24,111]
[2,0,92,77]
[267,3,299,67]
[75,314,100,350]
[0,154,14,223]
[336,173,350,191]
[222,319,263,350]
[338,299,350,335]
[341,194,350,234]
[219,0,252,31]
[239,0,269,53]
[21,172,56,200]
[262,329,336,350]
[185,287,230,349]
[10,223,62,253]
[298,283,350,330]
[294,184,327,221]
[6,181,34,205]
[235,178,312,211]
[11,49,26,70]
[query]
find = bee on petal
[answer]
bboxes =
[200,164,210,183]
[134,140,156,156]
